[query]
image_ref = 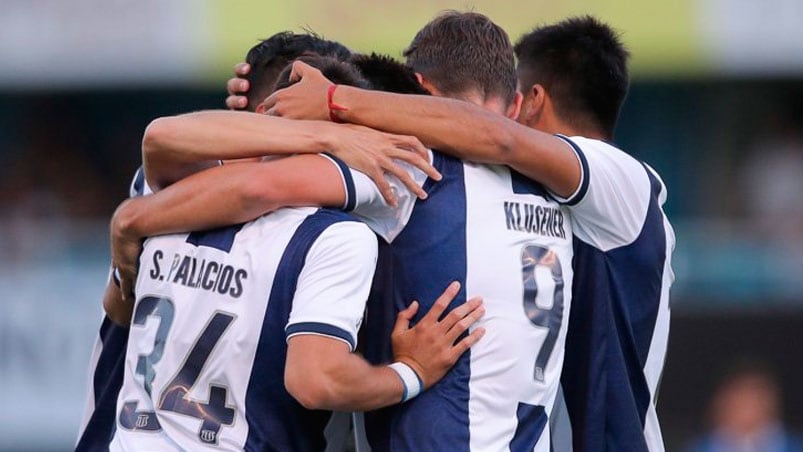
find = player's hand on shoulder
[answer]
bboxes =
[334,124,440,206]
[391,281,486,390]
[225,62,250,110]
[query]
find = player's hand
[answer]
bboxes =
[110,199,142,303]
[225,62,251,110]
[332,124,441,205]
[262,60,332,121]
[391,281,486,390]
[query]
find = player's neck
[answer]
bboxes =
[532,116,608,141]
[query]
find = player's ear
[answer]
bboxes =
[415,73,441,96]
[519,83,545,124]
[506,91,523,120]
[531,84,547,116]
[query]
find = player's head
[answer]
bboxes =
[349,53,430,95]
[256,55,369,113]
[403,11,520,118]
[245,31,351,111]
[514,16,629,139]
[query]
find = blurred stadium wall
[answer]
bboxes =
[1,1,802,450]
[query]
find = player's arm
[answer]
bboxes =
[142,110,437,200]
[101,273,133,327]
[112,148,426,297]
[111,154,348,298]
[283,223,484,411]
[263,61,580,198]
[286,285,484,411]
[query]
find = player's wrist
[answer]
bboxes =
[387,361,424,403]
[327,84,348,123]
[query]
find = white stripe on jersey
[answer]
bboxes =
[463,163,573,451]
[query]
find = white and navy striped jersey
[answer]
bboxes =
[550,136,675,452]
[340,151,575,451]
[105,206,377,451]
[76,167,151,450]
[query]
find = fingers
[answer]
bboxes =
[369,168,398,207]
[226,95,248,110]
[234,62,251,76]
[289,60,314,83]
[395,135,431,162]
[225,75,249,110]
[392,301,419,335]
[227,77,249,96]
[262,91,278,113]
[382,159,427,200]
[120,273,135,304]
[444,297,485,343]
[451,327,486,358]
[386,147,442,182]
[421,281,461,325]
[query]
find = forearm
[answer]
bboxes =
[115,155,345,239]
[333,87,506,156]
[102,278,133,327]
[142,110,338,190]
[114,165,273,239]
[332,86,580,197]
[285,337,404,411]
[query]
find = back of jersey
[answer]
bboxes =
[361,152,574,451]
[110,207,374,452]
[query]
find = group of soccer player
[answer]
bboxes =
[76,10,675,452]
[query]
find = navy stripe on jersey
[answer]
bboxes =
[324,153,357,211]
[363,151,470,452]
[286,321,356,351]
[244,209,358,452]
[511,169,549,198]
[554,135,590,206]
[510,403,548,452]
[560,167,667,451]
[186,224,245,253]
[75,317,130,451]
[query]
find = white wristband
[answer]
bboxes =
[388,362,423,403]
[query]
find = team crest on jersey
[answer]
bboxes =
[200,428,218,444]
[136,414,150,428]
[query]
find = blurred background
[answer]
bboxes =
[1,0,802,450]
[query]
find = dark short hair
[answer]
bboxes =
[403,11,516,104]
[273,55,370,91]
[350,53,429,95]
[244,31,351,110]
[515,16,630,137]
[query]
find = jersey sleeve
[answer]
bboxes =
[285,221,378,351]
[552,135,654,251]
[128,166,153,198]
[321,152,430,243]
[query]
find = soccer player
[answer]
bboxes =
[74,32,417,450]
[113,12,575,451]
[264,15,676,452]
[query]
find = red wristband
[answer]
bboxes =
[327,84,348,123]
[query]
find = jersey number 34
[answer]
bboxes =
[118,296,236,446]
